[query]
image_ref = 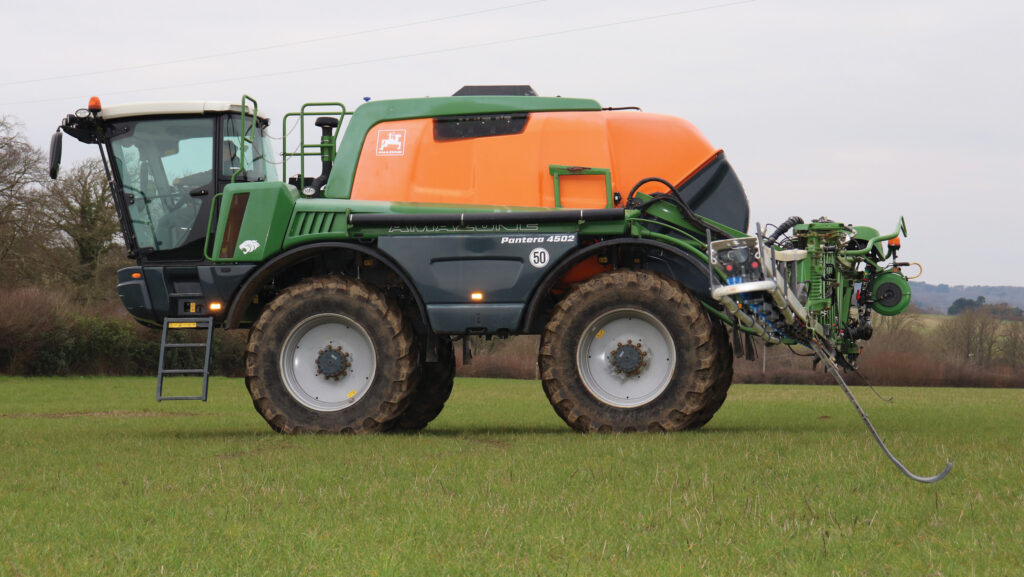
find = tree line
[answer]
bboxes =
[1,116,120,298]
[0,116,247,376]
[942,300,1024,370]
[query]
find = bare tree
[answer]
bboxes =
[0,117,44,195]
[0,117,48,284]
[945,307,1001,367]
[40,158,119,285]
[873,309,921,339]
[1001,320,1024,370]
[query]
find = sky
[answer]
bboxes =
[2,0,1022,286]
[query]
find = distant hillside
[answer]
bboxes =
[909,282,1024,314]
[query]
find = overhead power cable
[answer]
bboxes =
[0,0,546,88]
[0,0,757,107]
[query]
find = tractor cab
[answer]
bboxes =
[51,98,277,331]
[51,98,276,263]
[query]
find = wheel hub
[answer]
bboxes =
[576,308,676,408]
[315,344,352,380]
[608,339,648,377]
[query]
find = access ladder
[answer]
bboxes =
[156,317,214,401]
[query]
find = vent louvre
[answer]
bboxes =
[291,211,339,237]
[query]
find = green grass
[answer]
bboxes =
[1,377,1021,576]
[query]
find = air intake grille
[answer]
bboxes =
[291,211,341,237]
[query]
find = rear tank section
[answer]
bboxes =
[341,109,748,230]
[319,94,749,232]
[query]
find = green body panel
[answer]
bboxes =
[247,188,738,274]
[324,96,602,200]
[208,181,298,263]
[629,195,746,257]
[577,218,631,236]
[338,220,593,243]
[280,199,635,248]
[853,226,879,243]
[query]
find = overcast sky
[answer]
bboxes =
[2,0,1022,286]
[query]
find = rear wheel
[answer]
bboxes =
[538,270,732,432]
[688,318,734,428]
[245,277,418,434]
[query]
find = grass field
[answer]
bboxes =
[1,376,1021,576]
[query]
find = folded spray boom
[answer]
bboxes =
[707,217,950,483]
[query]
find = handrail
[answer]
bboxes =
[548,165,613,208]
[282,102,347,187]
[843,216,907,258]
[233,95,259,184]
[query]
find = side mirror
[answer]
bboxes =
[48,130,63,180]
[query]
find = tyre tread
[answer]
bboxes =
[245,277,417,434]
[538,270,733,432]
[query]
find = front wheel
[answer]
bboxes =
[538,270,732,432]
[245,277,419,433]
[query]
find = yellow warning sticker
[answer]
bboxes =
[595,329,605,339]
[347,390,358,399]
[168,322,197,329]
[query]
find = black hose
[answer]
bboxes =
[626,177,731,240]
[625,177,679,207]
[308,165,331,194]
[765,216,804,246]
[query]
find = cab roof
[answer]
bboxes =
[96,101,268,121]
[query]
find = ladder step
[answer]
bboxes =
[163,342,207,349]
[161,369,207,375]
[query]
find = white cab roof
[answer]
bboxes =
[97,101,269,121]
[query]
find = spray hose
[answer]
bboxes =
[764,216,804,246]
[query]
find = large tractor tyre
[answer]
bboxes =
[684,318,734,429]
[245,277,419,434]
[538,270,732,432]
[391,337,456,432]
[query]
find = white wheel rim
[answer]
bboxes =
[576,308,676,408]
[280,313,377,412]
